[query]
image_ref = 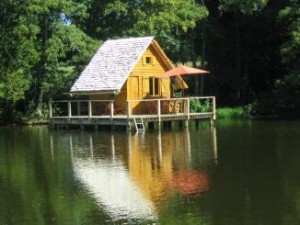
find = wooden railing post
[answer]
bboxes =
[110,101,114,119]
[126,101,131,118]
[157,99,161,120]
[49,101,53,118]
[68,101,72,120]
[88,100,92,118]
[212,97,217,120]
[157,99,161,128]
[186,98,190,119]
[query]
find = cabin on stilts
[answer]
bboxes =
[49,36,216,131]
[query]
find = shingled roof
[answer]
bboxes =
[70,36,156,94]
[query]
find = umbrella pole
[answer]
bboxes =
[182,77,184,97]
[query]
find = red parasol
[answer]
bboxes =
[160,65,210,78]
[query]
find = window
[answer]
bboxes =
[146,57,152,64]
[149,77,160,96]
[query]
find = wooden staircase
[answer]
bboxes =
[133,117,145,132]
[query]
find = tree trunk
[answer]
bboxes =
[199,32,206,96]
[35,88,43,116]
[235,11,242,104]
[199,0,207,96]
[190,31,199,96]
[241,17,250,104]
[35,14,49,116]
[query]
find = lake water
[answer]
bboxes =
[0,120,299,225]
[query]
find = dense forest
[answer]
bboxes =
[0,0,299,123]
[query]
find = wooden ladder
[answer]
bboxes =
[133,117,145,132]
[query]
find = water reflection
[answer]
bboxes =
[3,121,299,225]
[74,158,156,221]
[63,127,218,222]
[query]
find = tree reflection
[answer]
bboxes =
[0,125,217,225]
[0,127,110,225]
[2,121,300,225]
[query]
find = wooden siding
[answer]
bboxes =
[86,40,185,115]
[88,82,128,115]
[125,44,175,113]
[115,83,128,110]
[129,44,172,100]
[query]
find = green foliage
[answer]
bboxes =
[0,0,98,122]
[80,0,208,64]
[0,69,29,102]
[133,0,208,62]
[190,98,212,113]
[1,0,300,122]
[102,0,209,35]
[0,0,39,103]
[130,0,209,35]
[219,0,269,14]
[43,23,99,99]
[279,1,300,74]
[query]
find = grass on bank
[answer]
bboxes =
[216,107,247,119]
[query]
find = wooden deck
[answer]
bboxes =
[49,97,216,130]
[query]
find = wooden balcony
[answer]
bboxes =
[49,97,216,130]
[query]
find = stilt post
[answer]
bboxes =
[126,101,131,131]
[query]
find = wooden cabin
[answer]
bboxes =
[70,36,187,115]
[50,37,216,131]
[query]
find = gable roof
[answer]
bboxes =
[70,36,173,94]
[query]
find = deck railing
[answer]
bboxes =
[126,97,216,119]
[49,96,216,121]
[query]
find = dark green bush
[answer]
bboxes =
[248,74,300,118]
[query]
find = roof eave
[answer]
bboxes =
[151,40,175,70]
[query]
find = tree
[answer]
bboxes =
[0,0,98,121]
[0,0,36,102]
[24,0,98,115]
[0,0,39,121]
[244,1,300,117]
[218,0,270,104]
[78,0,209,96]
[79,0,208,61]
[279,0,300,74]
[200,0,293,105]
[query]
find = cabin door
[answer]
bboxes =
[128,76,140,113]
[128,76,139,99]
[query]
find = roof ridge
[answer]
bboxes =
[106,36,154,41]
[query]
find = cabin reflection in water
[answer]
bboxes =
[65,128,217,221]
